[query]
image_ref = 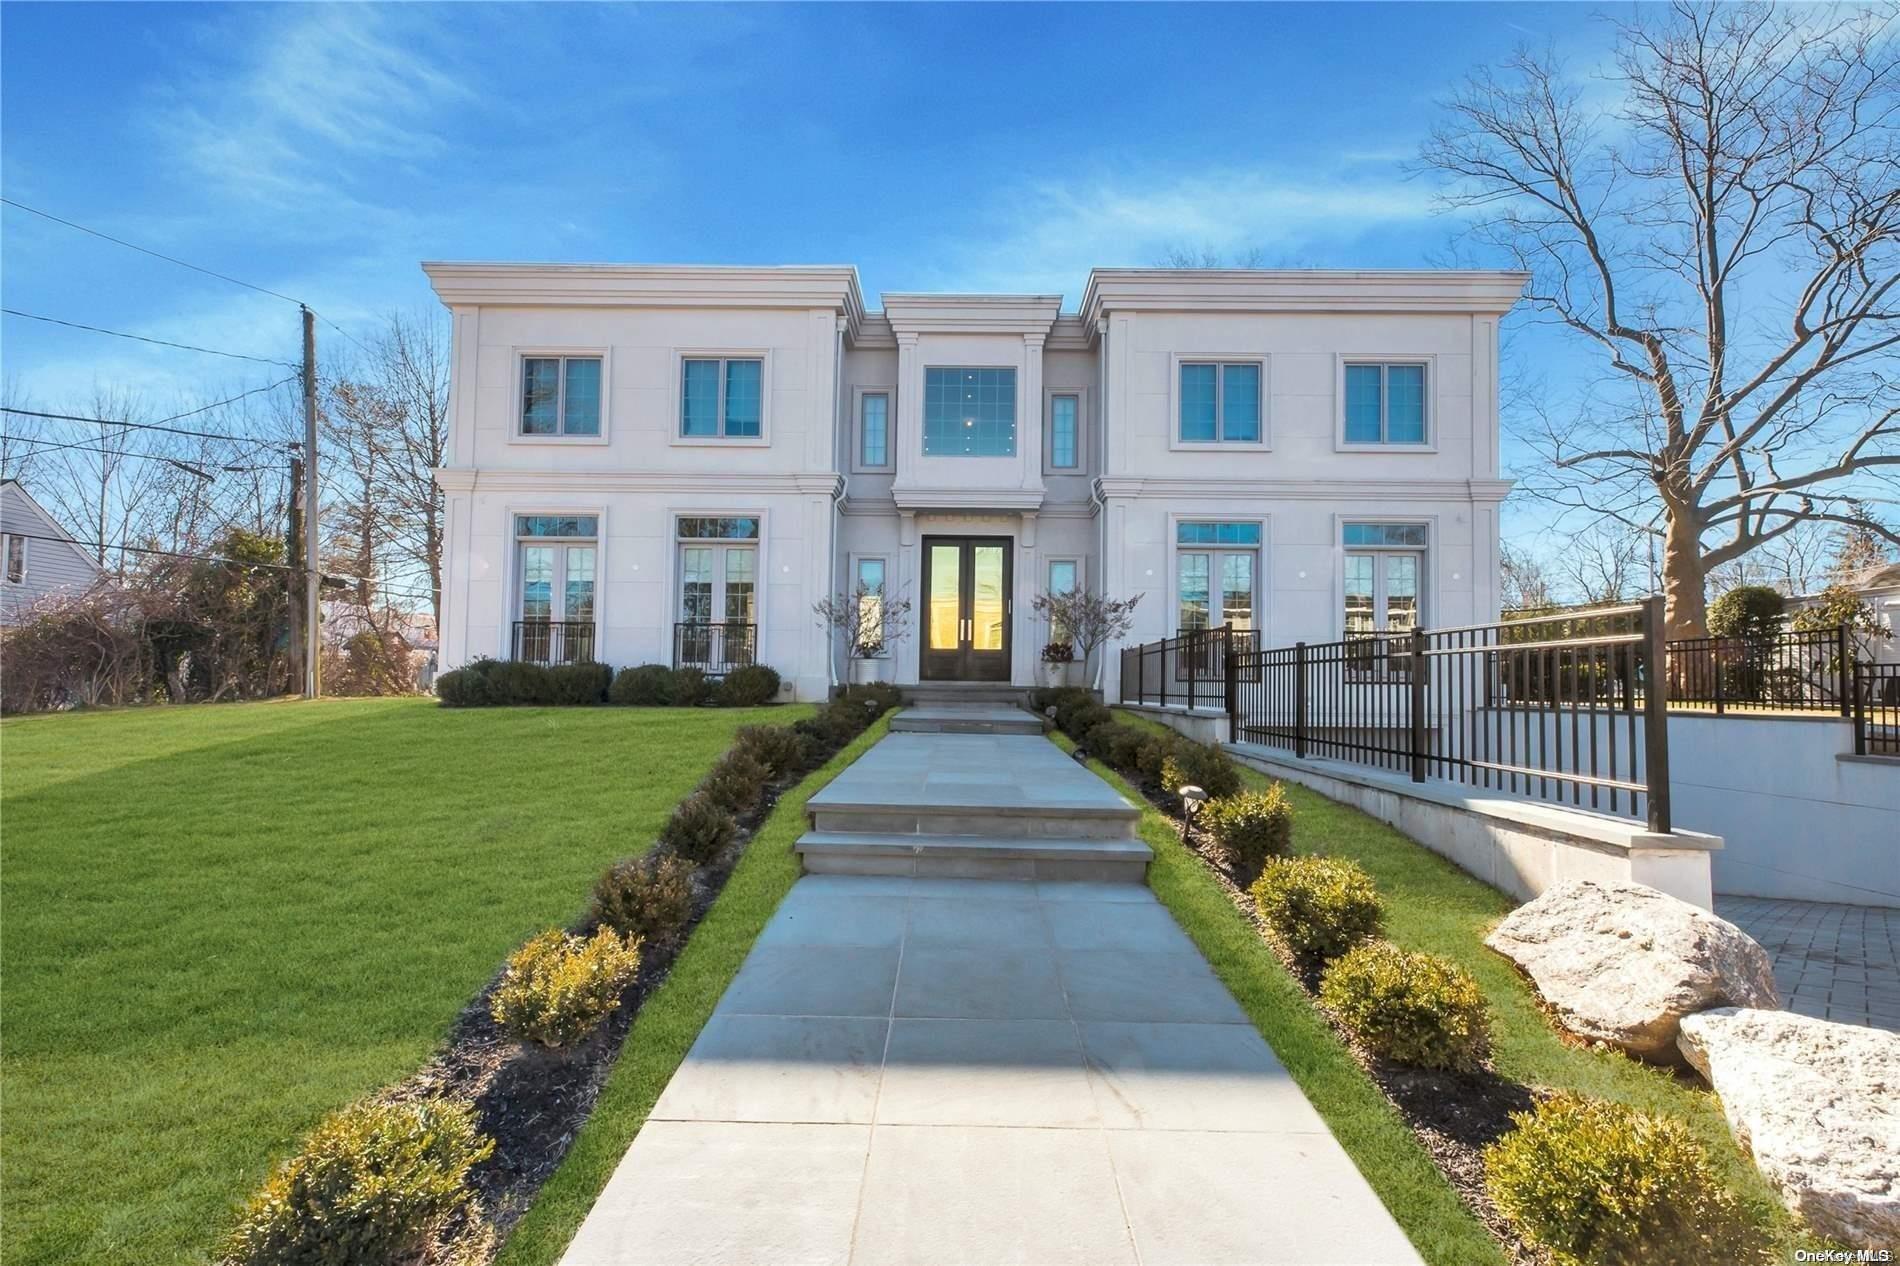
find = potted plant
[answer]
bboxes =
[814,580,913,687]
[1032,587,1144,691]
[1040,640,1075,687]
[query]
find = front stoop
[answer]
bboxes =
[889,704,1044,736]
[797,730,1150,883]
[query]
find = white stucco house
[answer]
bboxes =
[424,264,1525,700]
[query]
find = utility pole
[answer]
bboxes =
[301,306,321,699]
[287,452,305,692]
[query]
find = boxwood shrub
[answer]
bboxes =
[590,851,697,947]
[545,662,612,705]
[609,663,672,706]
[1158,737,1243,799]
[225,1097,493,1265]
[1319,939,1490,1070]
[697,748,771,817]
[732,724,806,779]
[665,666,712,707]
[1199,783,1293,880]
[659,791,738,863]
[1250,855,1384,969]
[490,926,642,1049]
[1483,1092,1761,1266]
[715,664,781,707]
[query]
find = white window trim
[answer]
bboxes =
[508,349,611,446]
[3,533,27,584]
[1042,387,1089,475]
[848,551,893,657]
[670,350,773,448]
[852,385,896,473]
[920,364,1022,460]
[501,504,607,659]
[1169,353,1270,452]
[1333,354,1438,452]
[667,507,770,663]
[1333,514,1435,640]
[1166,513,1268,637]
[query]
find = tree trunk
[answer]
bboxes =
[1660,509,1709,640]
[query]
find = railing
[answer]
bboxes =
[1854,663,1900,757]
[1124,598,1671,832]
[511,620,596,665]
[1118,625,1259,712]
[673,621,756,676]
[1663,626,1851,715]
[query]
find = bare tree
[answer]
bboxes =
[40,387,170,573]
[1556,523,1648,605]
[1500,544,1556,610]
[1155,245,1270,269]
[1422,3,1899,636]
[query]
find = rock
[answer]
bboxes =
[1679,1007,1900,1245]
[1483,879,1777,1060]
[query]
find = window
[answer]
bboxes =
[676,515,760,669]
[1344,522,1425,642]
[519,356,602,437]
[924,368,1016,456]
[676,516,759,540]
[1047,558,1079,643]
[1343,363,1428,445]
[514,514,596,662]
[1176,522,1259,635]
[1179,362,1261,443]
[856,557,887,653]
[3,534,24,584]
[1049,394,1079,469]
[860,392,890,469]
[681,357,764,439]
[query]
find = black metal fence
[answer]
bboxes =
[673,621,757,676]
[1118,625,1260,712]
[1854,663,1900,757]
[1662,626,1852,715]
[511,620,596,665]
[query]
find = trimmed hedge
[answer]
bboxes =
[715,664,781,707]
[590,851,697,947]
[658,791,737,864]
[1200,784,1293,880]
[1483,1092,1761,1266]
[1250,855,1384,970]
[440,659,792,708]
[1320,939,1490,1071]
[491,927,642,1049]
[608,664,671,706]
[1158,737,1243,799]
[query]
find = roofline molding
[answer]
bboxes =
[1080,268,1531,325]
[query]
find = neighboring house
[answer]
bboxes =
[1787,562,1900,664]
[423,264,1525,701]
[0,479,105,626]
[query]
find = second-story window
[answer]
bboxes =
[924,368,1016,456]
[681,357,764,439]
[860,392,890,469]
[1049,394,1079,469]
[1343,363,1428,445]
[520,356,602,436]
[1179,362,1261,443]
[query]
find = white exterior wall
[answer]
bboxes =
[427,264,1525,701]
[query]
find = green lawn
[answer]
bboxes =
[1101,710,1808,1260]
[0,697,807,1266]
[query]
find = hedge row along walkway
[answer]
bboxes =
[557,725,1420,1265]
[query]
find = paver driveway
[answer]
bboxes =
[561,874,1422,1266]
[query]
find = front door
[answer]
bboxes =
[920,536,1012,681]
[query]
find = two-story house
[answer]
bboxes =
[424,264,1524,701]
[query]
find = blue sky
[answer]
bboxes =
[2,2,1617,529]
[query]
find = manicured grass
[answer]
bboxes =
[0,697,808,1266]
[1100,711,1809,1259]
[496,714,894,1266]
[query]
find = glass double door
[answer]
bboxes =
[920,536,1012,682]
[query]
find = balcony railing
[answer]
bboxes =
[512,620,596,665]
[673,621,757,677]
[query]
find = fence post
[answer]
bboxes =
[1223,624,1239,743]
[1159,637,1169,709]
[1643,594,1672,834]
[1837,624,1852,717]
[1854,664,1868,756]
[1186,629,1198,709]
[1294,641,1308,759]
[1409,626,1428,783]
[1712,639,1725,715]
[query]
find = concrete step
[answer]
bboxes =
[809,799,1138,839]
[890,705,1044,736]
[900,684,1032,707]
[795,831,1152,883]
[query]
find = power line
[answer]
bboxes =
[4,434,281,473]
[0,197,304,306]
[2,404,291,446]
[1,308,301,369]
[0,529,382,586]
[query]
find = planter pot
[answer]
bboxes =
[1040,660,1070,688]
[850,657,885,685]
[1062,660,1086,688]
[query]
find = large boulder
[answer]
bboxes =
[1679,1007,1900,1245]
[1484,879,1777,1060]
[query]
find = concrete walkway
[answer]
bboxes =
[1716,895,1900,1031]
[561,876,1420,1264]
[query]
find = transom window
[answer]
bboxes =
[1177,522,1259,635]
[1179,362,1261,443]
[681,357,764,439]
[1344,521,1425,641]
[1049,394,1079,469]
[860,392,890,469]
[1344,363,1427,445]
[676,516,759,540]
[924,368,1016,457]
[520,356,602,437]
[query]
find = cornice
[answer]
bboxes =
[421,263,866,337]
[881,292,1064,336]
[1094,476,1517,502]
[1079,269,1530,326]
[842,494,1095,518]
[431,467,843,497]
[890,484,1048,512]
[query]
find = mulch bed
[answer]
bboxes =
[1121,766,1549,1266]
[393,761,809,1262]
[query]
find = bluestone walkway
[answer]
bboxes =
[1716,895,1900,1031]
[561,724,1421,1265]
